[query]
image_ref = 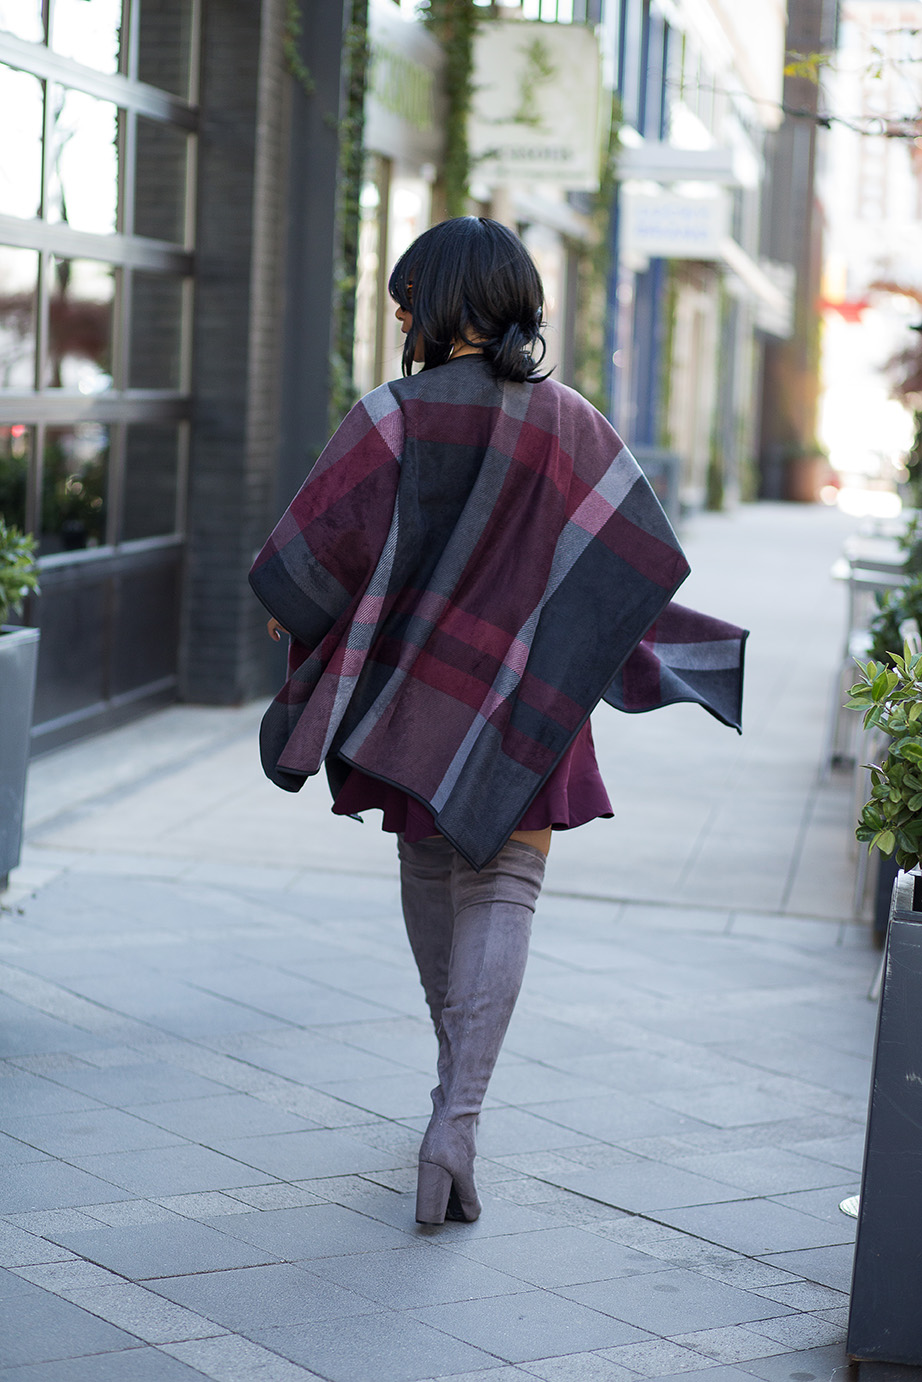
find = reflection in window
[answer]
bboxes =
[50,0,122,74]
[46,258,115,392]
[41,424,109,554]
[0,424,31,532]
[0,247,38,389]
[138,0,194,98]
[0,65,44,221]
[47,88,119,236]
[0,2,44,43]
[130,274,184,389]
[135,120,188,244]
[123,424,181,541]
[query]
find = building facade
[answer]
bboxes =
[818,0,922,497]
[612,0,793,509]
[0,0,351,749]
[759,0,840,501]
[0,0,805,750]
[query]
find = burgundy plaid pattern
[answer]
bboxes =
[250,360,746,867]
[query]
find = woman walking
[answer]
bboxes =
[250,217,745,1225]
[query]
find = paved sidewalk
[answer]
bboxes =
[0,503,890,1382]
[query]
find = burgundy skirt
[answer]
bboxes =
[330,719,613,843]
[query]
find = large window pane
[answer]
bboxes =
[0,248,38,390]
[47,88,119,236]
[41,423,109,553]
[50,0,122,74]
[0,65,44,221]
[0,424,31,531]
[0,2,44,43]
[130,272,184,389]
[46,257,115,392]
[135,118,188,244]
[138,0,194,98]
[122,424,181,540]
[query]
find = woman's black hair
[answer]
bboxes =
[387,217,549,383]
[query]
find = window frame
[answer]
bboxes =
[0,0,198,556]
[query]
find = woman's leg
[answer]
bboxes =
[416,839,547,1224]
[397,834,455,1035]
[509,826,552,855]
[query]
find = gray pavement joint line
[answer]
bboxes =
[529,888,853,926]
[674,798,724,895]
[519,1168,851,1268]
[7,851,862,927]
[0,965,391,1121]
[0,960,170,1039]
[25,715,267,843]
[779,772,823,917]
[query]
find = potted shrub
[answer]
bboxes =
[861,547,922,936]
[846,646,922,1364]
[0,520,40,891]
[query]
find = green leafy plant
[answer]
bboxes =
[868,516,922,662]
[282,0,316,97]
[0,519,40,627]
[422,0,481,217]
[328,0,369,431]
[850,646,922,870]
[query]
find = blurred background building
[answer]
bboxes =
[0,0,843,749]
[818,0,922,515]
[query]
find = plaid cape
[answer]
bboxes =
[250,358,746,868]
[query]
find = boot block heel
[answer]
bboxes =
[416,1161,453,1224]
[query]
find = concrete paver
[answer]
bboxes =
[0,503,887,1380]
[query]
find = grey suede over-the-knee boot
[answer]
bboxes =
[416,839,546,1224]
[397,835,455,1035]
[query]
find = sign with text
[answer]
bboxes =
[365,0,445,166]
[620,189,731,260]
[468,21,603,191]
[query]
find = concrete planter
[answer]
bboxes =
[848,867,922,1363]
[0,625,40,889]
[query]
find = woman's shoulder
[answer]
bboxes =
[363,367,617,442]
[378,358,504,408]
[528,375,622,440]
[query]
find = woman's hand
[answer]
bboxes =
[267,618,289,642]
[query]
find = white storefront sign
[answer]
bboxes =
[620,189,731,259]
[468,21,603,191]
[365,0,445,167]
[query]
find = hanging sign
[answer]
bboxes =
[620,189,731,260]
[365,0,446,166]
[468,21,603,191]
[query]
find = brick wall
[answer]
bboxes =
[180,0,344,704]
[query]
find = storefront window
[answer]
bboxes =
[41,423,109,553]
[0,424,31,531]
[46,87,119,237]
[0,248,38,390]
[0,65,44,221]
[122,423,182,540]
[138,0,195,99]
[51,0,122,75]
[129,273,185,389]
[0,2,44,43]
[46,257,115,392]
[135,118,189,245]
